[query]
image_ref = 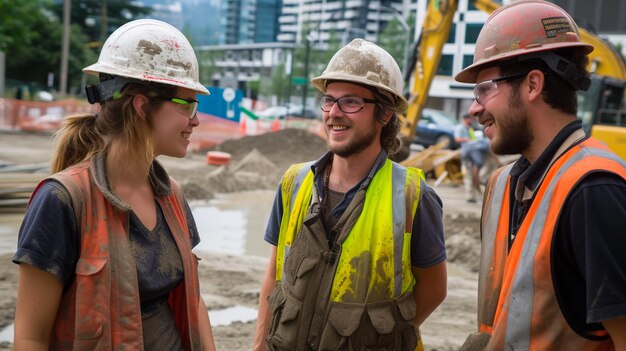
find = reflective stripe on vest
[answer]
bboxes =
[41,160,202,350]
[276,159,423,301]
[481,140,626,350]
[477,163,514,334]
[276,161,315,282]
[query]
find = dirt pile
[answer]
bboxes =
[163,129,329,200]
[206,128,328,172]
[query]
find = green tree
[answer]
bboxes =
[197,50,219,87]
[269,63,288,104]
[290,26,342,104]
[1,0,97,93]
[51,0,151,47]
[291,25,311,80]
[310,29,341,77]
[247,79,260,100]
[378,13,416,73]
[0,0,46,52]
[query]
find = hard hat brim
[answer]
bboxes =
[83,63,210,95]
[456,38,593,83]
[311,72,409,113]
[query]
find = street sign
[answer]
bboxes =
[222,88,235,102]
[292,77,308,85]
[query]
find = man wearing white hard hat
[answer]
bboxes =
[254,39,447,351]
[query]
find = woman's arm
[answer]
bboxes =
[14,263,63,351]
[198,296,216,351]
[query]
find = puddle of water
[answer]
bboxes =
[0,303,260,342]
[191,190,275,258]
[0,190,276,258]
[0,213,23,256]
[209,305,258,326]
[0,323,12,343]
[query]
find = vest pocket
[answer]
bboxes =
[318,292,417,351]
[267,285,302,350]
[395,292,418,350]
[284,248,318,300]
[74,256,108,340]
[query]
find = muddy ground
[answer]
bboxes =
[0,129,482,350]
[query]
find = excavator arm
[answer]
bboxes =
[395,0,501,161]
[399,0,456,155]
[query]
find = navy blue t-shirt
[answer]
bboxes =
[13,180,200,349]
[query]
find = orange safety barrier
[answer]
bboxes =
[0,98,98,132]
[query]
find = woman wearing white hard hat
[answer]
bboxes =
[13,19,215,350]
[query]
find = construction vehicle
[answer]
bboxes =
[397,0,626,163]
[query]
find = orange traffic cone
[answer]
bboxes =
[271,117,280,132]
[240,116,247,135]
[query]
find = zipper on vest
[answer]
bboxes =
[323,231,341,264]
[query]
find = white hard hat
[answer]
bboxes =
[311,39,408,113]
[83,19,209,95]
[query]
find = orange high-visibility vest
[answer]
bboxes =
[31,159,202,350]
[479,138,626,350]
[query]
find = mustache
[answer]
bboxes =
[477,112,493,125]
[326,117,351,125]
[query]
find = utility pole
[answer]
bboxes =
[60,0,71,95]
[380,5,410,79]
[101,0,108,43]
[0,50,5,97]
[285,49,293,106]
[301,37,311,115]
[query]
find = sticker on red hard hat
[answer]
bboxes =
[542,17,573,38]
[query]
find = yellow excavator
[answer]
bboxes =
[397,0,626,162]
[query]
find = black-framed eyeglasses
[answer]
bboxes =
[320,95,377,114]
[156,96,199,120]
[473,72,528,106]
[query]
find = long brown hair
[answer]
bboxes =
[373,89,402,155]
[51,82,177,173]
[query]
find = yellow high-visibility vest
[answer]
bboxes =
[276,159,424,302]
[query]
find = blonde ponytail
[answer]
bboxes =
[51,113,105,173]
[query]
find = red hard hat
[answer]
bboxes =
[455,0,594,83]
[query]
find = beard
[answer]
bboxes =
[326,118,379,158]
[491,88,533,155]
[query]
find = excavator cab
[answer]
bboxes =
[578,76,626,159]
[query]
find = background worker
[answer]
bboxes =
[253,39,447,350]
[454,113,490,203]
[455,1,626,350]
[12,20,216,350]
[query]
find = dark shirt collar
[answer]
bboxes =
[310,149,388,186]
[310,149,388,216]
[510,119,584,192]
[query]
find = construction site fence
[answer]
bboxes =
[0,98,98,132]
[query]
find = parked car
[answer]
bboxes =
[413,108,460,149]
[256,104,320,120]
